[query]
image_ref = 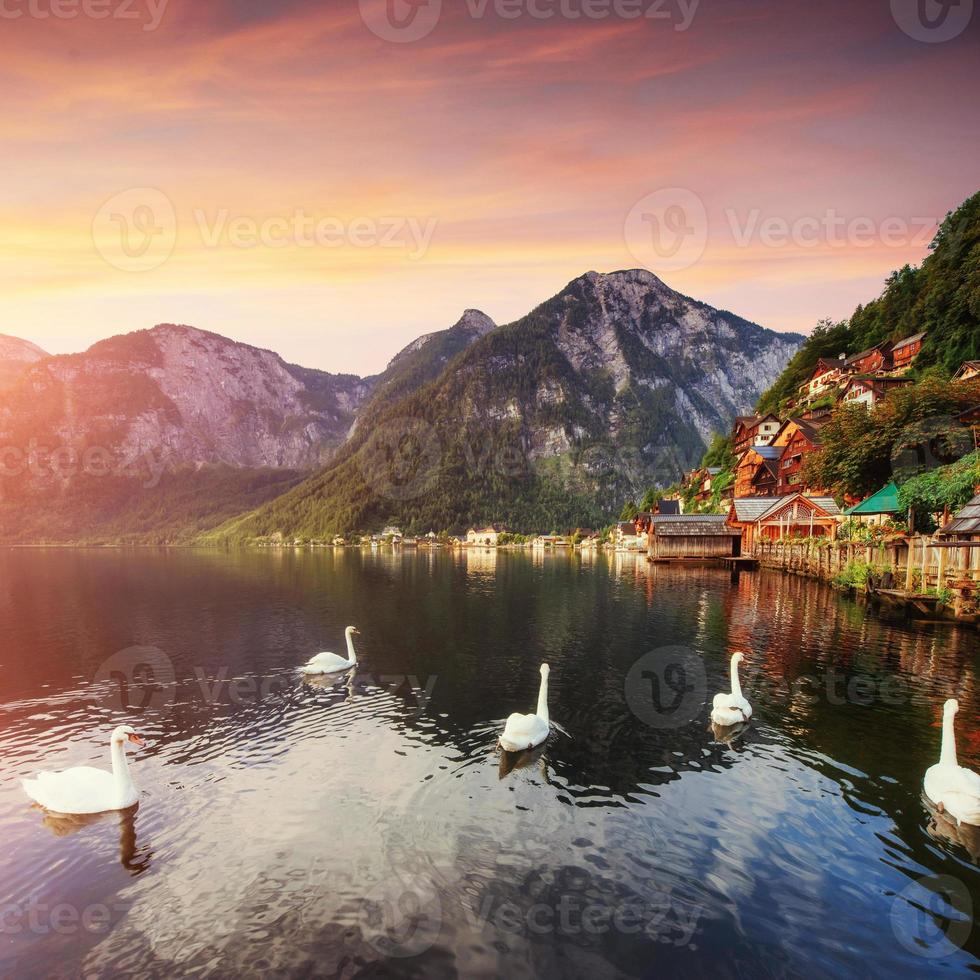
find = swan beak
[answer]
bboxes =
[128,733,146,748]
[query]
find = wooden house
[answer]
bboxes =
[845,341,891,376]
[734,445,783,498]
[647,515,741,560]
[732,413,781,454]
[890,332,926,372]
[693,467,722,504]
[749,457,780,496]
[840,376,912,409]
[939,494,980,541]
[952,361,980,383]
[771,418,826,495]
[728,494,841,552]
[797,357,847,403]
[614,521,644,551]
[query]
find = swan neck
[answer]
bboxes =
[346,631,357,664]
[537,673,549,724]
[940,711,958,768]
[730,658,743,699]
[110,739,135,800]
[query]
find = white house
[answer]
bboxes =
[467,525,506,547]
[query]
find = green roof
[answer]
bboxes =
[845,481,902,516]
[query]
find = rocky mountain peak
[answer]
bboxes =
[0,334,48,363]
[452,309,496,337]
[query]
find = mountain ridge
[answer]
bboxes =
[205,269,802,539]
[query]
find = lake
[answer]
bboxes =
[0,547,978,979]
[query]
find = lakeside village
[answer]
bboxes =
[273,343,980,626]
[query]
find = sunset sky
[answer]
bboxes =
[0,0,977,375]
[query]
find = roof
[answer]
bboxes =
[730,495,841,522]
[845,342,888,366]
[811,357,846,375]
[892,331,926,349]
[617,522,638,533]
[782,417,825,446]
[651,515,739,537]
[730,497,782,521]
[706,467,722,476]
[656,499,681,515]
[751,459,780,481]
[844,482,902,516]
[735,415,760,427]
[953,361,980,379]
[941,494,980,536]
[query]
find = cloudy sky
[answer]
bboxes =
[0,0,977,374]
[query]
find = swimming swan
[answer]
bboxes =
[711,652,752,727]
[924,699,980,827]
[300,627,360,675]
[500,664,551,752]
[22,726,145,815]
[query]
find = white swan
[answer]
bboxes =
[500,664,550,752]
[924,699,980,827]
[711,652,752,727]
[22,725,145,815]
[299,626,360,675]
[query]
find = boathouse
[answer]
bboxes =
[647,515,741,560]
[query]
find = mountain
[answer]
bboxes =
[0,324,370,471]
[352,309,496,435]
[208,270,803,539]
[757,189,980,415]
[0,334,48,391]
[0,324,374,543]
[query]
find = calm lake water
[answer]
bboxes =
[1,547,978,979]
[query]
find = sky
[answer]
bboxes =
[0,0,977,376]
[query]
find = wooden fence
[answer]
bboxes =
[754,537,980,597]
